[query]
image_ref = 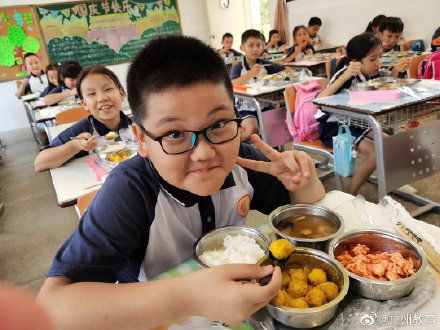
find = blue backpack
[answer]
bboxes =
[333,125,355,177]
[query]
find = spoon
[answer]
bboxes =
[259,239,294,286]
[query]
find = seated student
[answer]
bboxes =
[36,36,325,329]
[431,27,440,51]
[315,32,409,196]
[365,14,386,37]
[265,29,287,50]
[42,60,82,106]
[284,26,315,64]
[230,29,292,142]
[378,16,405,52]
[39,63,60,97]
[34,65,132,172]
[307,17,322,45]
[15,53,48,99]
[218,32,242,57]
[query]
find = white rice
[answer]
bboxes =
[199,234,265,267]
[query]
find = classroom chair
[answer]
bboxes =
[76,188,100,217]
[56,107,89,125]
[283,79,343,191]
[408,53,430,79]
[326,57,342,80]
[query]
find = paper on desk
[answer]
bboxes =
[84,156,109,182]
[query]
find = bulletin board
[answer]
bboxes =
[0,6,48,82]
[35,0,181,67]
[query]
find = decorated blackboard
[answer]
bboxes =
[35,0,181,66]
[0,6,48,82]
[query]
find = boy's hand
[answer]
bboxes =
[393,57,411,73]
[249,64,262,77]
[218,48,227,55]
[187,264,281,325]
[237,134,315,192]
[16,78,29,89]
[74,132,97,151]
[69,88,78,96]
[343,61,362,79]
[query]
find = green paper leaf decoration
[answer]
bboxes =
[8,25,26,46]
[22,36,41,53]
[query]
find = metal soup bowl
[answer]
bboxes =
[328,230,427,300]
[269,204,344,252]
[266,247,349,328]
[193,226,270,268]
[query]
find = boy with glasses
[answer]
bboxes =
[37,36,324,329]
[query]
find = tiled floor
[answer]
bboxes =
[0,127,438,293]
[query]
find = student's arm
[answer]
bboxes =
[317,61,361,98]
[37,265,281,330]
[283,46,302,63]
[43,88,77,106]
[34,132,97,172]
[388,57,411,77]
[15,78,29,99]
[231,64,261,86]
[237,135,325,207]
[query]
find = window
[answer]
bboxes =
[249,0,270,40]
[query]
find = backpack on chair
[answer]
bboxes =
[287,80,323,142]
[417,50,440,80]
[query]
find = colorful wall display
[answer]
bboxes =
[0,7,48,82]
[35,0,181,66]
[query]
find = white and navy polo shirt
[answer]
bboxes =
[24,71,48,94]
[230,58,285,117]
[285,44,316,63]
[44,112,133,162]
[48,144,290,282]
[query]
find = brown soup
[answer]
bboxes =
[276,215,338,239]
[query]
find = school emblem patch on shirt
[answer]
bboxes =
[237,194,250,217]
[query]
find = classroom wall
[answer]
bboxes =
[283,0,439,47]
[0,0,209,132]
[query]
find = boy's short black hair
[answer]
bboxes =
[379,16,404,33]
[58,60,82,87]
[222,32,233,41]
[241,29,264,44]
[308,17,322,27]
[127,36,233,125]
[76,65,124,100]
[23,53,38,62]
[269,29,279,40]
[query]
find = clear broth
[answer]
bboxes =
[276,214,338,239]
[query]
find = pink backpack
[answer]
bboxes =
[286,80,323,142]
[417,50,440,80]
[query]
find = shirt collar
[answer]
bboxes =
[145,158,236,207]
[242,57,265,71]
[30,71,44,77]
[90,111,132,138]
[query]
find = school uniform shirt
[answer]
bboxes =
[311,35,321,44]
[230,58,285,118]
[44,112,133,162]
[285,44,316,63]
[39,83,58,97]
[24,71,48,94]
[47,143,291,282]
[383,44,401,52]
[219,48,243,57]
[314,65,386,147]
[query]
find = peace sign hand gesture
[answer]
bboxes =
[237,135,325,202]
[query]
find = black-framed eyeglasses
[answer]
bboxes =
[138,118,243,155]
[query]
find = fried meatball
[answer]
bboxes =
[287,297,309,308]
[270,239,294,260]
[303,266,312,276]
[305,287,327,307]
[287,279,310,298]
[308,268,327,286]
[289,268,307,282]
[317,282,339,301]
[281,271,291,288]
[272,289,291,307]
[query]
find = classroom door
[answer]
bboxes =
[205,0,252,51]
